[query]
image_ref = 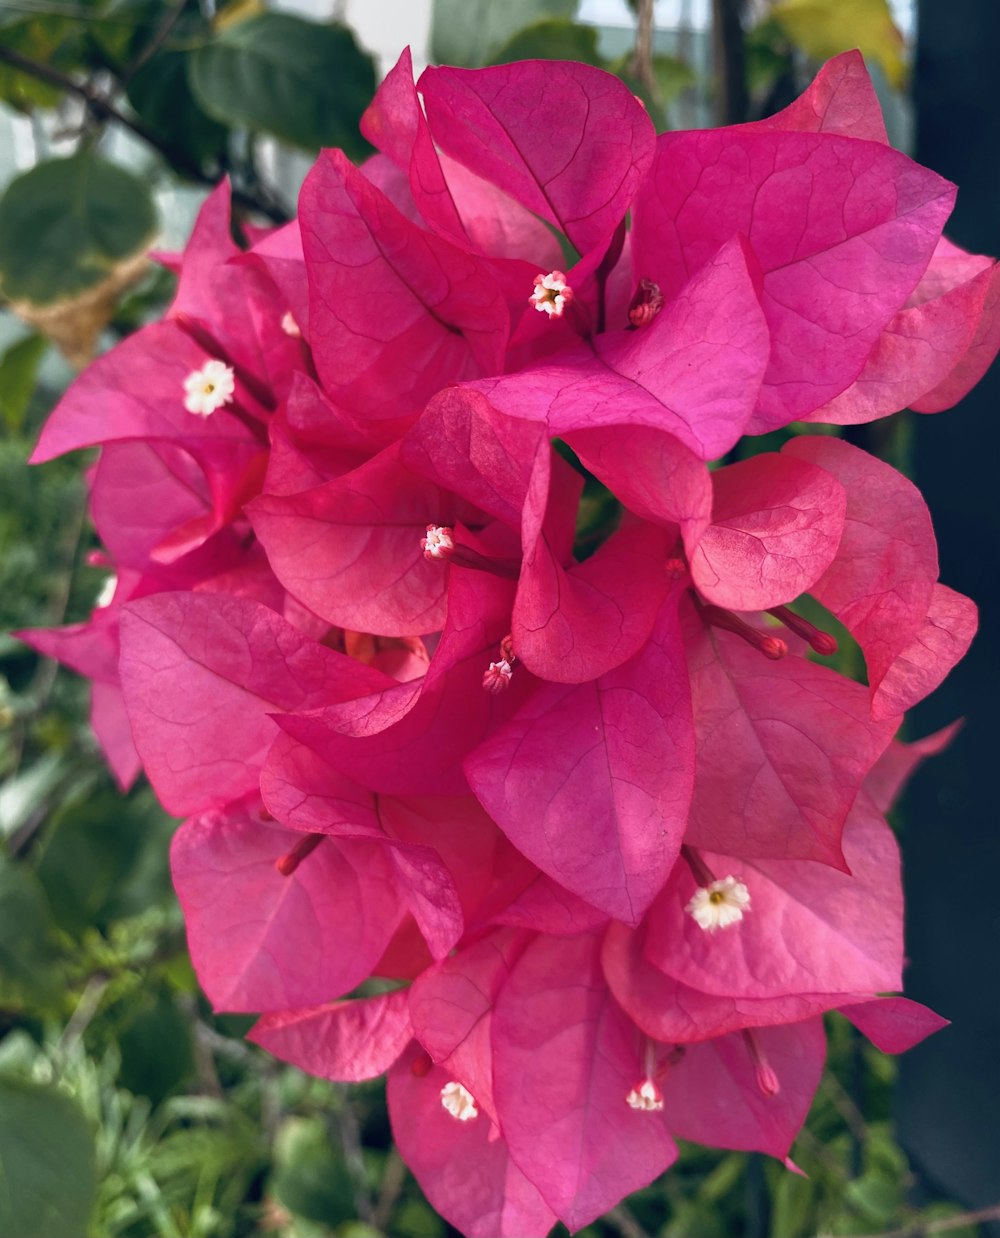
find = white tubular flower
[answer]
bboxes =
[183,359,235,416]
[529,270,573,318]
[686,875,751,932]
[440,1081,479,1121]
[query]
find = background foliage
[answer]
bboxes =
[0,1,991,1235]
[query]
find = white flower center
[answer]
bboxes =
[482,657,513,694]
[626,1079,664,1112]
[183,359,235,416]
[281,311,301,337]
[94,574,117,609]
[421,524,455,560]
[686,875,751,932]
[440,1081,478,1121]
[530,270,573,318]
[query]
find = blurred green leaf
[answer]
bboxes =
[83,0,168,68]
[0,16,83,110]
[127,51,229,169]
[0,334,48,435]
[189,14,375,157]
[612,52,696,131]
[0,155,157,306]
[489,18,605,66]
[0,854,62,1000]
[844,1170,903,1222]
[0,751,69,838]
[772,1164,816,1237]
[0,1074,97,1237]
[117,987,195,1103]
[271,1115,358,1224]
[35,784,173,933]
[431,0,578,67]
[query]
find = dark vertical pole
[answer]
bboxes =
[711,0,748,125]
[899,1,1000,1219]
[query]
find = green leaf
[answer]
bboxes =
[772,1165,817,1238]
[431,0,579,67]
[489,18,605,66]
[35,784,174,934]
[117,987,195,1103]
[0,752,68,839]
[0,1075,97,1237]
[0,16,84,111]
[0,155,157,306]
[0,334,48,435]
[0,855,61,1000]
[271,1116,358,1224]
[127,51,229,169]
[188,14,375,157]
[843,1170,903,1223]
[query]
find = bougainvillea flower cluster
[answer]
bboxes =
[22,49,995,1235]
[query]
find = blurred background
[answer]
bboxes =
[1,1,997,1235]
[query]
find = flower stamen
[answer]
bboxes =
[767,604,838,656]
[530,270,573,318]
[275,832,325,876]
[741,1029,781,1097]
[421,524,455,561]
[626,1078,664,1111]
[482,658,513,694]
[700,604,787,660]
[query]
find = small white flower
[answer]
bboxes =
[530,270,573,318]
[421,524,455,560]
[183,359,235,416]
[625,1079,664,1112]
[440,1081,478,1121]
[281,311,301,337]
[95,574,117,609]
[686,875,751,932]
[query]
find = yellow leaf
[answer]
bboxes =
[771,0,907,90]
[214,0,266,32]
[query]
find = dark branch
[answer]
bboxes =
[0,41,291,222]
[711,0,748,125]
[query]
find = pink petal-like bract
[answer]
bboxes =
[418,60,655,256]
[300,149,508,427]
[492,933,677,1230]
[466,594,694,924]
[646,794,905,1000]
[249,443,452,636]
[664,1019,827,1158]
[388,1046,558,1238]
[783,436,960,718]
[119,593,390,815]
[685,613,897,866]
[250,989,413,1079]
[467,235,770,462]
[171,803,403,1012]
[690,452,847,611]
[633,128,955,427]
[838,997,950,1053]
